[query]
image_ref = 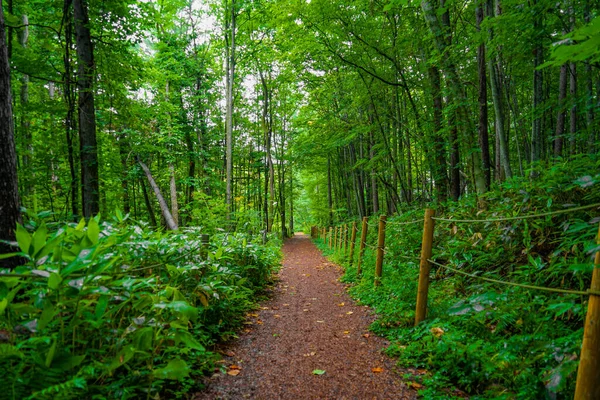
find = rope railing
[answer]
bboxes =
[432,203,600,224]
[427,258,600,296]
[386,219,422,226]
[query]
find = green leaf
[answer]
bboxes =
[45,339,57,368]
[175,330,205,351]
[312,369,326,375]
[87,218,100,245]
[31,224,48,258]
[153,359,190,380]
[0,252,21,260]
[48,273,62,290]
[15,224,31,254]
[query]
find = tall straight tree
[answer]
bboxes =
[0,3,22,266]
[224,0,236,217]
[73,0,99,218]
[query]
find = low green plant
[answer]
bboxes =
[319,155,600,399]
[0,211,281,399]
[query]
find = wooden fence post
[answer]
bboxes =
[328,227,333,249]
[415,208,436,325]
[574,223,600,400]
[374,215,387,286]
[349,221,357,266]
[343,224,349,258]
[357,217,368,276]
[334,226,339,251]
[337,225,343,254]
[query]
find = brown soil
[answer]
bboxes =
[194,234,417,400]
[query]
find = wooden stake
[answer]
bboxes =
[349,221,357,266]
[328,227,333,249]
[343,224,349,257]
[415,208,436,325]
[374,215,387,286]
[574,223,600,400]
[338,225,343,253]
[334,226,338,250]
[357,217,368,276]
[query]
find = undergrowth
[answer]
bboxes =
[318,155,600,399]
[0,212,281,399]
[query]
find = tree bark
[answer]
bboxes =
[169,163,179,226]
[554,63,568,157]
[224,0,236,217]
[476,4,491,189]
[138,158,178,231]
[73,0,99,218]
[569,62,577,155]
[0,4,23,267]
[531,0,544,163]
[428,66,448,202]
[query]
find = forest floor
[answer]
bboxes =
[194,234,417,400]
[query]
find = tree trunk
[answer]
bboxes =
[140,177,157,227]
[476,4,491,189]
[138,158,178,231]
[554,63,568,157]
[327,155,333,227]
[224,0,236,217]
[0,4,23,267]
[428,65,448,202]
[169,163,179,226]
[485,0,511,179]
[74,0,99,218]
[569,62,577,155]
[63,0,79,218]
[118,134,130,214]
[531,0,544,163]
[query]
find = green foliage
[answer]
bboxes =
[0,215,281,399]
[322,156,600,399]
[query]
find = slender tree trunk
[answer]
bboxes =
[428,65,448,202]
[140,177,157,227]
[327,155,334,227]
[169,163,179,226]
[138,158,178,231]
[369,131,379,213]
[118,134,130,214]
[554,64,568,157]
[74,0,99,218]
[0,4,23,267]
[569,62,577,155]
[531,0,544,163]
[476,4,491,189]
[224,0,236,217]
[63,0,78,218]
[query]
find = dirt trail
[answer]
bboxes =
[194,234,416,400]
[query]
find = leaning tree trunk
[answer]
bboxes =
[554,63,568,157]
[138,158,178,231]
[74,0,99,218]
[0,5,23,267]
[169,163,179,227]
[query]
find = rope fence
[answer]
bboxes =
[432,203,600,224]
[312,203,600,394]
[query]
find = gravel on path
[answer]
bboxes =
[194,233,417,400]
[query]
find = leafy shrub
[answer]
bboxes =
[0,212,281,399]
[319,155,600,399]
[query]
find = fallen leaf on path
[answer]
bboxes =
[221,350,235,357]
[229,365,240,370]
[303,352,316,357]
[312,369,326,375]
[243,321,254,325]
[256,320,263,325]
[274,314,281,318]
[311,298,317,300]
[227,369,241,376]
[316,320,325,323]
[243,329,251,333]
[346,311,353,315]
[283,304,289,306]
[303,309,309,312]
[343,330,350,334]
[409,382,423,389]
[371,367,384,373]
[338,302,345,306]
[261,307,269,310]
[362,333,370,338]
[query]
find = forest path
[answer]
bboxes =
[194,234,416,400]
